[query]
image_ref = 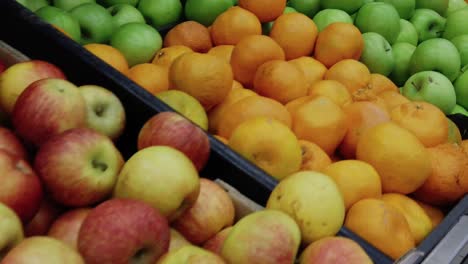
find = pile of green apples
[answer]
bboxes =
[284,0,468,116]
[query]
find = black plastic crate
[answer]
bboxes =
[2,1,467,263]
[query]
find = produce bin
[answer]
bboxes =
[1,1,467,263]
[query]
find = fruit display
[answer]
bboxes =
[2,0,468,263]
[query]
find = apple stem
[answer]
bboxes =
[411,81,421,91]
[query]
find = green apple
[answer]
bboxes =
[355,2,401,44]
[402,71,456,114]
[110,22,162,66]
[262,7,297,35]
[35,6,81,42]
[395,19,418,45]
[389,42,417,86]
[108,4,145,29]
[312,9,353,32]
[446,0,468,15]
[450,104,468,116]
[416,0,449,15]
[454,70,468,108]
[409,38,461,82]
[288,0,320,18]
[375,0,416,19]
[443,7,468,40]
[53,0,95,11]
[16,0,49,11]
[184,0,233,27]
[410,9,446,43]
[79,85,126,141]
[320,0,367,14]
[98,0,139,7]
[138,0,183,29]
[451,35,468,69]
[70,3,114,45]
[360,32,395,76]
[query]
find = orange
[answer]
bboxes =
[298,140,332,172]
[339,101,390,159]
[238,0,286,22]
[218,95,291,139]
[350,88,389,114]
[447,118,463,144]
[285,96,313,115]
[289,57,327,90]
[210,6,262,46]
[369,73,399,95]
[314,22,364,68]
[253,60,308,104]
[381,193,433,244]
[324,59,371,95]
[323,160,382,210]
[228,117,302,180]
[208,87,257,134]
[356,122,432,194]
[214,135,229,144]
[291,96,347,155]
[308,80,352,108]
[164,21,213,53]
[345,198,415,260]
[390,102,448,147]
[207,45,235,64]
[377,90,410,112]
[462,139,468,152]
[84,43,129,74]
[270,13,318,60]
[169,52,233,110]
[152,45,193,68]
[415,201,445,229]
[127,63,169,95]
[413,143,468,206]
[230,35,285,88]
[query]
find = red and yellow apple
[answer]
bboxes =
[0,202,24,259]
[137,112,210,172]
[173,178,235,245]
[48,208,91,250]
[0,127,28,161]
[34,128,124,207]
[168,229,191,252]
[1,236,84,263]
[0,149,43,224]
[113,146,200,221]
[157,245,225,264]
[78,198,170,264]
[24,197,63,237]
[203,227,233,255]
[0,60,66,114]
[12,78,87,147]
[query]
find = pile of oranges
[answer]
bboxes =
[83,0,468,260]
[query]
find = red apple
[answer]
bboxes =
[34,128,124,207]
[1,236,85,263]
[48,208,91,250]
[24,197,63,237]
[0,60,66,114]
[0,149,42,224]
[203,227,233,255]
[137,112,210,171]
[12,78,87,147]
[299,236,373,264]
[78,198,170,264]
[0,127,28,160]
[173,178,235,245]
